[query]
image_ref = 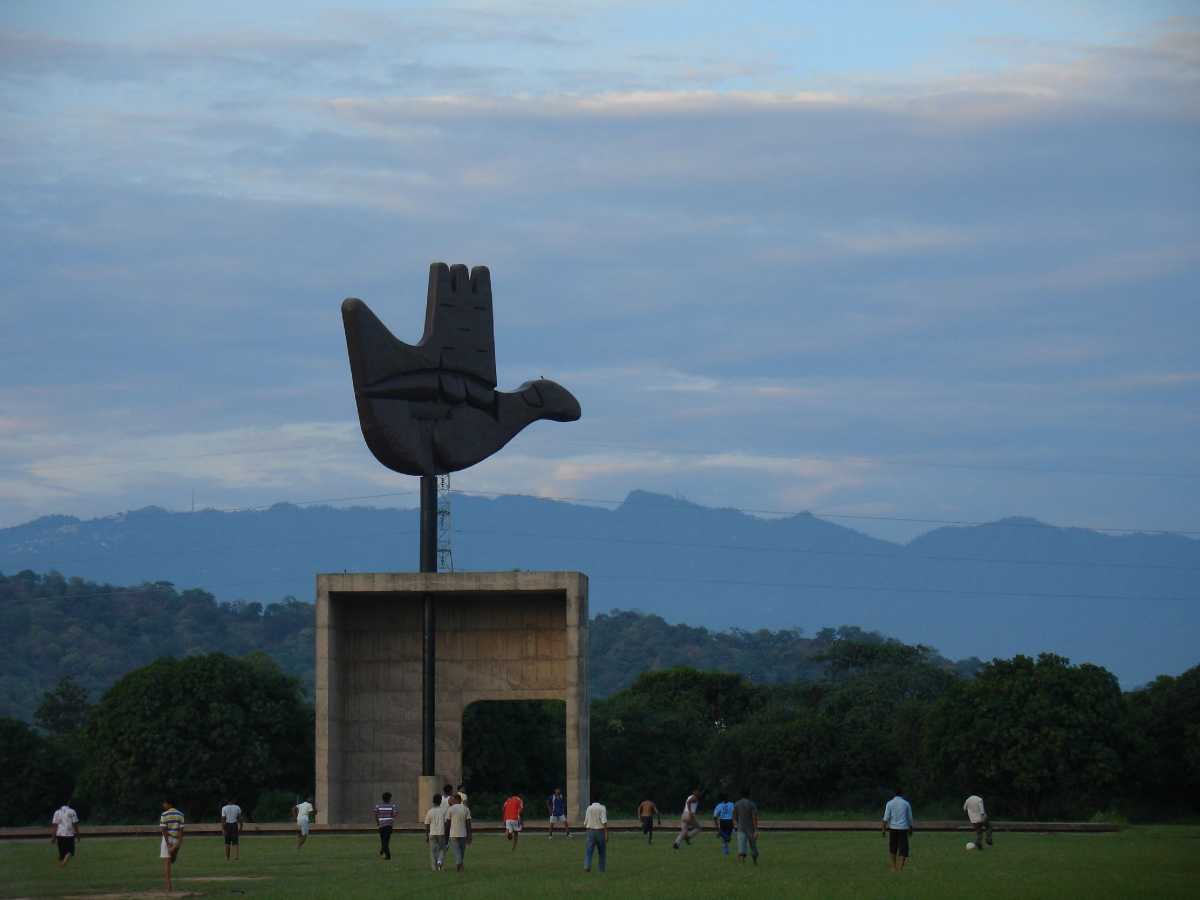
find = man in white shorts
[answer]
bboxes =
[292,796,316,849]
[502,793,524,850]
[547,786,571,838]
[159,799,184,893]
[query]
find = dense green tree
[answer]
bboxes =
[705,698,838,807]
[0,717,74,826]
[924,653,1125,818]
[591,668,763,810]
[461,700,566,815]
[1123,665,1200,813]
[35,675,92,736]
[78,653,312,821]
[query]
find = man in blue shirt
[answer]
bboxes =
[881,788,914,872]
[712,794,735,856]
[547,787,572,838]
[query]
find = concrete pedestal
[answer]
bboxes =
[416,775,440,821]
[315,571,589,823]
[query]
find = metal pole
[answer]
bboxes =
[420,475,437,776]
[420,476,437,573]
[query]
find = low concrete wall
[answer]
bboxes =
[0,819,1118,841]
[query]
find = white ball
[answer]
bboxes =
[965,842,977,850]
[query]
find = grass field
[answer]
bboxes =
[3,826,1198,899]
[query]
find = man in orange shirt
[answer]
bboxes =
[502,793,524,851]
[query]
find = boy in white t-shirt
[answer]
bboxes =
[446,794,472,872]
[424,792,448,871]
[292,797,316,849]
[50,803,80,868]
[219,800,243,860]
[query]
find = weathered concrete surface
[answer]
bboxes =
[315,571,589,824]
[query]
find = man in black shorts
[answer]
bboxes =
[51,801,80,868]
[636,798,660,844]
[881,788,914,872]
[219,799,243,860]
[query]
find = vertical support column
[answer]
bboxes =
[564,574,590,821]
[419,475,437,777]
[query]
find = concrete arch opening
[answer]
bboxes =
[461,699,567,815]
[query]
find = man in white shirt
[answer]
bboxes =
[881,788,914,872]
[963,794,993,849]
[447,793,472,872]
[292,797,316,849]
[424,792,448,872]
[583,793,608,873]
[672,787,702,849]
[50,802,80,868]
[219,800,243,861]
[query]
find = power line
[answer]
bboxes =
[587,573,1196,604]
[8,566,1192,607]
[550,438,1200,481]
[451,527,1200,573]
[215,490,417,513]
[18,509,1196,579]
[442,487,1200,537]
[5,433,1199,481]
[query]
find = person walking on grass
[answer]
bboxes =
[447,792,472,872]
[293,796,316,849]
[637,798,661,844]
[219,799,242,861]
[713,793,735,856]
[424,792,447,872]
[672,787,702,849]
[503,793,524,850]
[373,791,396,860]
[583,792,608,873]
[963,794,993,849]
[547,786,571,838]
[50,800,80,869]
[733,789,759,865]
[881,787,914,873]
[159,799,184,893]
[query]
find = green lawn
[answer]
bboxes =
[3,827,1197,899]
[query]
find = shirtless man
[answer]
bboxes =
[636,798,661,844]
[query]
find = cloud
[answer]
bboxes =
[0,15,1196,541]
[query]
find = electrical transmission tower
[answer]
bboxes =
[437,474,454,572]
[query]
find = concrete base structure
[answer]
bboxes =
[315,571,589,823]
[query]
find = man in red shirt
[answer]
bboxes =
[502,794,524,851]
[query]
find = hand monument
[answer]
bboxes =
[341,262,581,476]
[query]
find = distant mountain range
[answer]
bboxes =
[2,490,1196,686]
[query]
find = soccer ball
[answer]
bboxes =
[965,842,977,850]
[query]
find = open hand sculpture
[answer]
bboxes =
[341,262,581,476]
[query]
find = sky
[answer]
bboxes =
[0,1,1197,547]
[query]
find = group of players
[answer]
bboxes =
[412,783,762,875]
[44,785,991,888]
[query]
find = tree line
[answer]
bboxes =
[3,644,1196,826]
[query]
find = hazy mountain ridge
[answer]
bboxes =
[2,490,1196,685]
